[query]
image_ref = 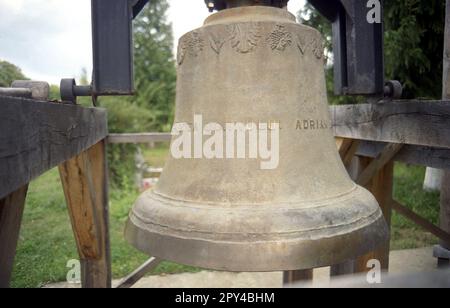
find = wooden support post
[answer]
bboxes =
[438,171,450,267]
[354,158,394,273]
[436,0,450,268]
[356,143,403,187]
[59,140,111,288]
[283,269,313,286]
[0,185,28,288]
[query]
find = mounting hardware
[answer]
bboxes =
[0,80,50,100]
[60,78,93,104]
[60,0,149,104]
[384,80,403,99]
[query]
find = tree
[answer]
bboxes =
[300,0,446,101]
[98,0,176,188]
[0,60,27,87]
[133,0,176,132]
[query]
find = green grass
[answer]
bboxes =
[11,160,198,288]
[391,163,440,250]
[11,147,440,287]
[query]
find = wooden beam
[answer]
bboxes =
[438,0,450,260]
[108,133,171,144]
[0,96,108,199]
[59,141,111,288]
[354,159,394,273]
[355,141,450,170]
[0,185,28,288]
[336,138,361,168]
[331,100,450,148]
[391,201,450,247]
[357,143,404,187]
[116,257,162,289]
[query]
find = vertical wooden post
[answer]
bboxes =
[354,158,393,273]
[437,0,450,267]
[0,185,28,288]
[59,140,111,288]
[283,269,314,286]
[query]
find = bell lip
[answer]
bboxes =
[124,185,389,272]
[125,213,388,272]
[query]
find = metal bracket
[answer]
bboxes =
[309,0,385,97]
[60,0,149,104]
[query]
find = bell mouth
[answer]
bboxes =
[125,185,389,272]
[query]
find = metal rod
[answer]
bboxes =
[0,88,32,98]
[116,257,162,289]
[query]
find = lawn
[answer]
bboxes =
[10,145,440,287]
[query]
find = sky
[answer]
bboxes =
[0,0,305,85]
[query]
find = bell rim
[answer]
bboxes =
[125,186,389,272]
[125,212,388,272]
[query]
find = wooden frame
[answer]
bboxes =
[2,1,450,288]
[0,97,109,288]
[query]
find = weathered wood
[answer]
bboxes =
[0,185,28,288]
[59,141,111,288]
[437,0,450,261]
[0,96,108,199]
[108,133,171,144]
[331,101,450,148]
[356,141,450,170]
[283,269,313,285]
[336,138,361,168]
[357,143,403,187]
[440,172,450,250]
[391,201,450,246]
[330,260,354,277]
[354,160,393,273]
[116,257,162,289]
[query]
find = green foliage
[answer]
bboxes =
[384,0,445,99]
[299,0,446,101]
[99,97,156,189]
[133,0,176,132]
[0,59,27,87]
[48,85,61,101]
[99,0,176,188]
[12,168,198,288]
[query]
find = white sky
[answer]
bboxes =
[0,0,305,85]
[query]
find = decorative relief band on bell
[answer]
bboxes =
[177,23,324,65]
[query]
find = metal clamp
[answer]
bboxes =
[384,80,403,99]
[60,78,93,104]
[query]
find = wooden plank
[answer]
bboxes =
[355,141,450,170]
[354,160,393,273]
[336,138,361,168]
[59,141,111,288]
[116,257,162,289]
[331,100,450,148]
[0,185,28,288]
[108,133,171,144]
[283,269,313,285]
[357,143,403,187]
[440,171,450,250]
[439,0,450,256]
[0,96,108,199]
[392,201,450,246]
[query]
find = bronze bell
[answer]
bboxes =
[125,3,388,272]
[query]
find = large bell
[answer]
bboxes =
[125,4,388,272]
